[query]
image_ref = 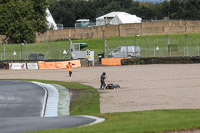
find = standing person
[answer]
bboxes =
[100,72,107,90]
[66,62,75,77]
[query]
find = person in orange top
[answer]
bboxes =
[66,62,75,77]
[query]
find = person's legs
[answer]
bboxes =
[102,81,106,89]
[69,71,72,77]
[100,81,103,90]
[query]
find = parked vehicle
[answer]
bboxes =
[108,46,141,58]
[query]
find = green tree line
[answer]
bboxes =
[0,0,200,44]
[48,0,200,27]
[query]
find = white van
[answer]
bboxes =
[108,46,141,58]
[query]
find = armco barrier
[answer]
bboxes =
[38,60,81,69]
[101,58,124,66]
[121,57,200,65]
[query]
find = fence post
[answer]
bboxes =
[68,38,73,59]
[48,40,51,59]
[2,40,6,60]
[125,37,128,57]
[185,34,189,56]
[23,40,27,60]
[166,35,170,57]
[146,36,149,57]
[134,35,140,57]
[103,37,107,58]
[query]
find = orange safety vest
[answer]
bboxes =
[67,64,72,72]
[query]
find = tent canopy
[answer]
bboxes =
[110,12,142,25]
[46,8,58,30]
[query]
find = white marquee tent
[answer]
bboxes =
[110,12,142,25]
[46,8,58,30]
[96,12,142,26]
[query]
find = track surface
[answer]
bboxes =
[0,80,45,117]
[0,116,95,133]
[0,80,96,133]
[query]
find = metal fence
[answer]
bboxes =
[1,35,200,61]
[104,35,200,58]
[0,40,71,61]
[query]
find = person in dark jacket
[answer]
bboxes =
[100,72,107,90]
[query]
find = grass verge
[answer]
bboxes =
[28,109,200,133]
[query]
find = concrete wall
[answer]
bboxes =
[1,20,200,44]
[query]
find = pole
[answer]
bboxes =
[24,40,27,60]
[103,37,107,58]
[48,40,51,59]
[135,36,136,57]
[21,44,22,60]
[166,35,170,57]
[146,36,149,57]
[185,34,189,56]
[134,35,140,57]
[125,37,128,57]
[2,40,6,60]
[68,38,73,59]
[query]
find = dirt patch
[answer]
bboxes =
[1,64,200,114]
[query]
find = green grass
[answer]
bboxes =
[28,110,200,133]
[1,33,200,60]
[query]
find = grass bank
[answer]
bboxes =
[28,109,200,133]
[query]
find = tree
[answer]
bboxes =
[184,0,200,20]
[0,0,48,43]
[49,0,76,27]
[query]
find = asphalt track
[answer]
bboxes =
[0,80,45,117]
[0,80,98,133]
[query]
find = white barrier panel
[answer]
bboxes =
[27,63,38,70]
[9,63,27,70]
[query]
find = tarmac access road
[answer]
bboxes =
[0,80,97,133]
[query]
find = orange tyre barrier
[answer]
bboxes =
[101,58,124,66]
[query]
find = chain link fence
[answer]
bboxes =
[0,40,71,61]
[1,35,200,61]
[104,35,200,58]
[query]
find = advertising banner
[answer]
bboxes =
[38,60,81,69]
[9,63,27,70]
[27,63,39,70]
